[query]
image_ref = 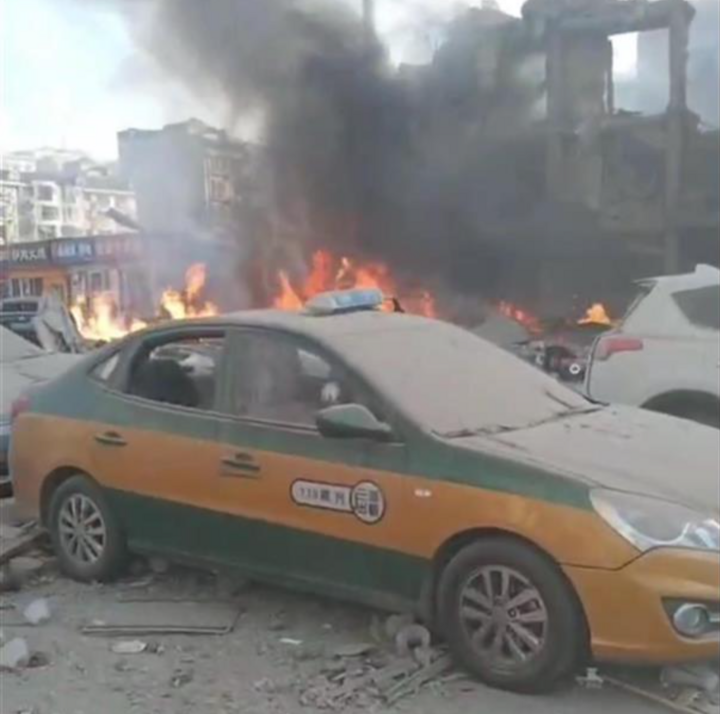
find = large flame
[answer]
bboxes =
[160,263,219,320]
[71,293,148,343]
[73,262,218,343]
[578,302,612,326]
[272,249,437,318]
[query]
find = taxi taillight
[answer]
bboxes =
[11,395,31,423]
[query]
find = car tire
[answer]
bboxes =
[438,537,585,694]
[48,475,127,582]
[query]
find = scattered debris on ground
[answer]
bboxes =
[0,515,712,714]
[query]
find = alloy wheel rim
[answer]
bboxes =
[58,494,107,565]
[459,565,549,670]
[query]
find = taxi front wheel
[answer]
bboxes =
[48,475,128,583]
[438,537,586,694]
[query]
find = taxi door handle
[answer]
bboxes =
[95,431,127,447]
[220,453,261,478]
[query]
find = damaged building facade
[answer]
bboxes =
[400,0,719,315]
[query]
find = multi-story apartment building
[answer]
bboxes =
[0,150,137,245]
[118,118,253,238]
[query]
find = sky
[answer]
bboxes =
[0,0,634,160]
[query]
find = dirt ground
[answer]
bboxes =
[0,498,705,714]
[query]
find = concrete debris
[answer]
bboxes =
[111,640,148,655]
[0,527,44,566]
[279,637,303,647]
[22,598,51,626]
[170,667,194,688]
[383,654,454,706]
[268,611,289,631]
[6,556,46,586]
[0,524,23,541]
[291,642,325,662]
[663,665,720,701]
[254,677,280,694]
[395,623,431,658]
[26,651,50,669]
[577,667,605,689]
[298,645,453,710]
[332,642,376,659]
[383,613,415,641]
[121,576,155,590]
[0,565,20,593]
[0,637,30,671]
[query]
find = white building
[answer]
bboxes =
[0,150,137,245]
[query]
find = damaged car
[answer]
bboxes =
[1,327,82,497]
[10,289,720,693]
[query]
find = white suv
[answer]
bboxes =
[585,265,720,428]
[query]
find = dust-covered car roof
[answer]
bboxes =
[223,308,439,338]
[158,308,591,437]
[149,308,441,342]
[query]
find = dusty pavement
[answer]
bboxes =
[0,501,706,714]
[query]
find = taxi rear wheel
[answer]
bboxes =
[438,537,585,694]
[48,475,127,582]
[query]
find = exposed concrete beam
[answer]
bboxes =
[556,0,695,37]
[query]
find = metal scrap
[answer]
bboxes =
[606,674,720,714]
[382,653,454,706]
[80,604,243,637]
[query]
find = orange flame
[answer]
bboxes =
[72,262,218,343]
[160,262,219,320]
[272,249,437,318]
[497,301,542,334]
[71,293,147,343]
[578,302,612,326]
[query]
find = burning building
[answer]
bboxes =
[69,0,719,327]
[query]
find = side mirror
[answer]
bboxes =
[316,404,394,442]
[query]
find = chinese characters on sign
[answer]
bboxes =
[290,479,386,524]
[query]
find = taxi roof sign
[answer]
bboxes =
[305,288,385,316]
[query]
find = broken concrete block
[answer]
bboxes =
[332,643,376,658]
[384,613,415,640]
[395,624,431,658]
[23,598,51,625]
[111,640,148,655]
[0,524,23,541]
[7,556,45,586]
[0,637,30,670]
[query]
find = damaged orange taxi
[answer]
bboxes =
[10,289,720,693]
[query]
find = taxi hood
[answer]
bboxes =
[456,406,720,515]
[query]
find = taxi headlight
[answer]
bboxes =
[591,490,720,553]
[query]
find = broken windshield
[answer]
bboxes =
[335,321,590,437]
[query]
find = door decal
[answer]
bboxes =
[291,479,386,525]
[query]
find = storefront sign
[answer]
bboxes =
[0,244,51,266]
[52,240,95,264]
[1,234,143,272]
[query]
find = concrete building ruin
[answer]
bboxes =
[405,0,719,315]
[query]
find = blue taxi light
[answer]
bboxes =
[305,288,385,316]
